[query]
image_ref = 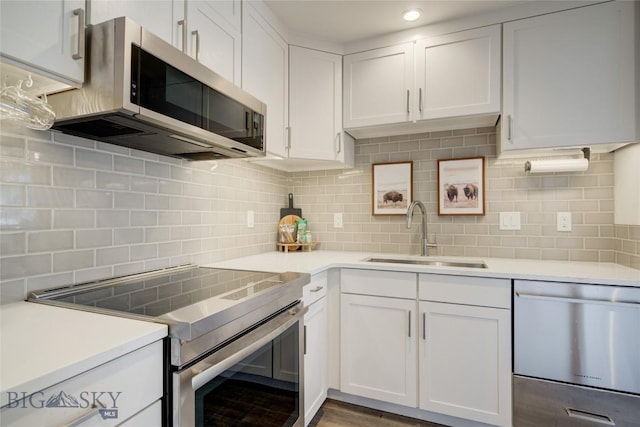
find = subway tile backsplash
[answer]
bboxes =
[288,128,640,268]
[0,127,288,302]
[1,125,638,303]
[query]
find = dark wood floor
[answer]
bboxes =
[308,399,447,427]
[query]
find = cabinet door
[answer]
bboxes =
[0,341,163,426]
[242,3,288,158]
[304,296,328,425]
[501,1,636,152]
[0,0,85,86]
[420,301,511,427]
[343,43,414,128]
[89,0,183,47]
[340,294,417,407]
[415,25,500,120]
[186,0,241,84]
[289,46,342,162]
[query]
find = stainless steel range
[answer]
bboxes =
[29,265,310,427]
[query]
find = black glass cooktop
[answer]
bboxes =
[30,266,286,317]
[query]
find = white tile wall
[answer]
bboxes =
[1,125,638,303]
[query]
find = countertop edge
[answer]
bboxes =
[204,251,640,287]
[0,302,168,408]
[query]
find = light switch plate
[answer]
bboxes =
[247,210,254,228]
[500,212,521,230]
[334,213,343,228]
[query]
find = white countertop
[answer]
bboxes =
[0,302,167,408]
[205,251,640,287]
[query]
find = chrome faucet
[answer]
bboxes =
[407,200,436,256]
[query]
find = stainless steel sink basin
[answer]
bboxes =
[366,258,488,269]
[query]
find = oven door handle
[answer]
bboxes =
[191,305,307,390]
[516,292,640,308]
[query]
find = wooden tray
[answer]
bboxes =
[277,242,319,252]
[277,214,301,250]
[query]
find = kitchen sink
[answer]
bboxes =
[366,258,488,269]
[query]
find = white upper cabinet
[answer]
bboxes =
[415,25,500,121]
[89,0,184,47]
[288,46,354,168]
[242,2,289,158]
[185,0,241,84]
[343,26,501,139]
[343,43,414,129]
[500,1,637,156]
[1,0,86,87]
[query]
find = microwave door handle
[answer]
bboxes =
[191,307,306,390]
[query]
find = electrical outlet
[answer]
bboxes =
[334,213,343,228]
[247,210,254,228]
[557,212,572,232]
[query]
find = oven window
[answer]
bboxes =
[194,323,299,426]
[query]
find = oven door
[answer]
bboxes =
[173,302,306,427]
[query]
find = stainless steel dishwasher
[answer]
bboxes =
[514,280,640,427]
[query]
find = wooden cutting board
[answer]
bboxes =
[277,214,301,250]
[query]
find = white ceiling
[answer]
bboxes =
[263,0,535,44]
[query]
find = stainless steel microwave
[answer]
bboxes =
[48,17,266,161]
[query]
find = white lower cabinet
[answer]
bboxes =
[340,294,417,407]
[419,301,511,426]
[419,274,512,427]
[0,340,163,426]
[303,275,328,425]
[338,269,512,426]
[118,400,161,426]
[340,269,418,407]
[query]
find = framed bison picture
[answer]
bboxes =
[372,161,413,216]
[437,157,485,216]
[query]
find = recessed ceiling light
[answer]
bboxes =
[402,8,422,22]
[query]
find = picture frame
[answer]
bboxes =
[372,161,413,216]
[437,157,485,216]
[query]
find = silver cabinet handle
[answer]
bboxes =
[60,404,100,427]
[422,312,426,340]
[406,90,410,114]
[303,325,307,355]
[507,114,512,142]
[310,286,324,293]
[192,30,200,61]
[408,310,412,337]
[516,292,640,308]
[286,126,291,150]
[336,133,342,154]
[177,20,187,52]
[72,8,85,60]
[419,88,423,113]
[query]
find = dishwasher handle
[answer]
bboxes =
[516,292,640,309]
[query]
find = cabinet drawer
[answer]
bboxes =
[341,269,416,299]
[0,340,163,426]
[303,271,328,306]
[419,274,510,308]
